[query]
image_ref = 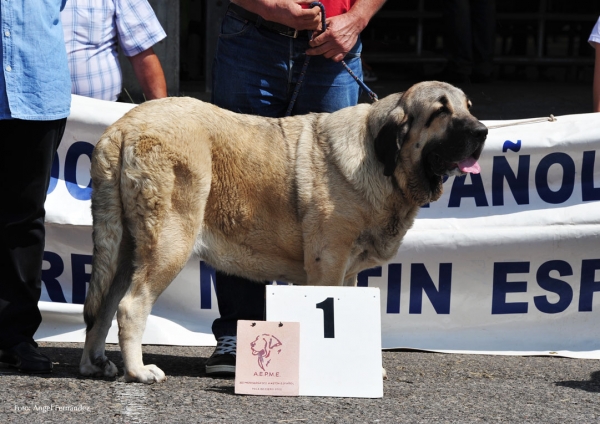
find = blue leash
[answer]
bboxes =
[285,2,378,117]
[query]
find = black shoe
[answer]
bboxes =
[205,336,236,377]
[0,342,53,374]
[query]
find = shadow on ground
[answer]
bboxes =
[556,370,600,393]
[1,345,211,381]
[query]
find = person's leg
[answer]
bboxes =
[211,273,267,339]
[470,0,496,81]
[207,273,266,375]
[209,9,363,375]
[208,7,293,375]
[0,118,65,373]
[442,0,473,81]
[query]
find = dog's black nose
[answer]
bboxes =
[472,122,488,140]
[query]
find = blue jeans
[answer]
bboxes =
[210,6,363,338]
[212,6,363,117]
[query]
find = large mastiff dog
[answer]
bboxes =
[80,81,487,383]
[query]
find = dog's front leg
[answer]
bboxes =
[343,274,358,286]
[303,242,351,286]
[305,246,387,380]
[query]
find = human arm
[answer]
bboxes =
[306,0,387,62]
[594,44,600,112]
[231,0,321,30]
[127,47,167,100]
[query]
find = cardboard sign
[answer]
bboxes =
[235,320,300,396]
[266,286,383,398]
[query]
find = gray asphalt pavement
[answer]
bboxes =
[1,343,599,423]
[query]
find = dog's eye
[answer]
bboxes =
[425,106,449,128]
[438,106,449,115]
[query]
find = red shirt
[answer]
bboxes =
[317,0,355,17]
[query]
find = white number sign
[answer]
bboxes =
[266,285,383,398]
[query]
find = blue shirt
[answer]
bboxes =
[0,0,71,120]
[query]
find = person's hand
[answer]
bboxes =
[253,0,322,31]
[305,12,364,62]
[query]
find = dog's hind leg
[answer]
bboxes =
[80,136,132,378]
[80,232,135,378]
[117,213,201,383]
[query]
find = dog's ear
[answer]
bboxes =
[374,116,411,177]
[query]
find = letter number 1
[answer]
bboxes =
[316,297,335,338]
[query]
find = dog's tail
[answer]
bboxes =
[83,128,130,332]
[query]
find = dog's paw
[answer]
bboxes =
[80,356,118,378]
[124,364,166,384]
[382,367,388,380]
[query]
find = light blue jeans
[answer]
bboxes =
[210,5,363,339]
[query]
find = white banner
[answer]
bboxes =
[35,95,600,359]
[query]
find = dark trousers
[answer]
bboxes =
[0,118,66,348]
[211,272,266,339]
[443,0,496,76]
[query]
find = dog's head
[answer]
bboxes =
[371,81,487,205]
[250,335,269,357]
[250,334,283,371]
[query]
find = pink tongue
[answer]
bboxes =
[458,157,481,174]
